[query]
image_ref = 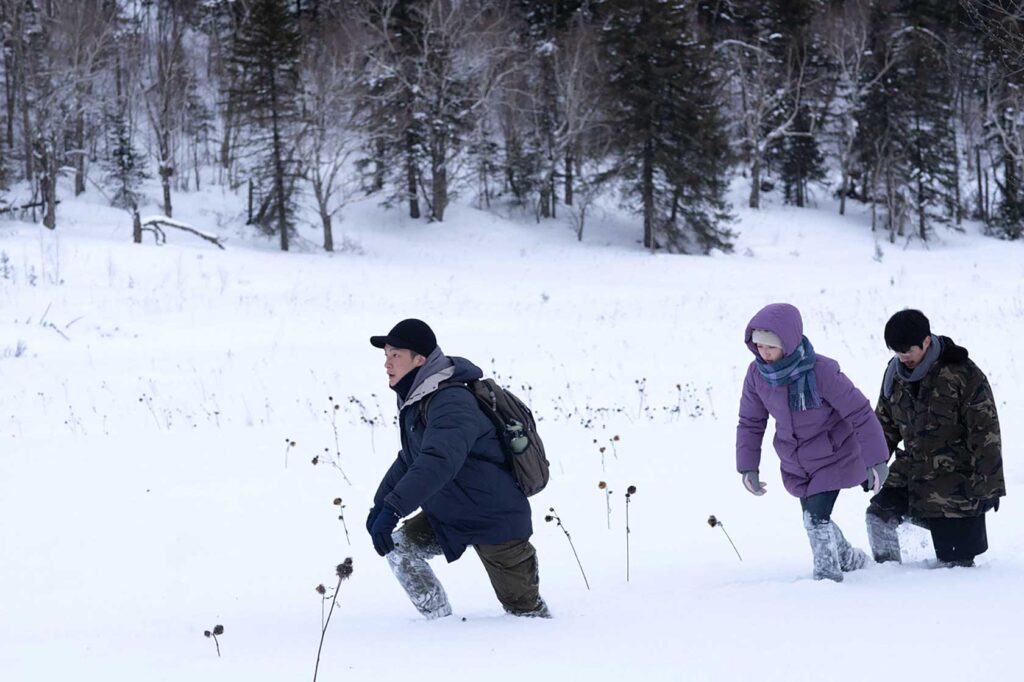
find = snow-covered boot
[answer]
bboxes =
[833,523,869,572]
[865,511,902,563]
[804,514,843,582]
[387,530,453,619]
[508,597,552,619]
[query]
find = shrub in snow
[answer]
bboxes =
[598,481,613,530]
[625,486,637,581]
[313,558,353,682]
[332,497,350,546]
[203,624,224,658]
[545,508,590,590]
[707,515,743,562]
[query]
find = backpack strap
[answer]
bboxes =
[417,381,470,426]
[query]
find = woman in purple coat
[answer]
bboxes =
[736,303,890,581]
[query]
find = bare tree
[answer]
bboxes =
[297,13,365,251]
[816,0,902,215]
[140,0,194,217]
[17,0,117,228]
[719,35,817,209]
[961,1,1024,75]
[360,0,516,221]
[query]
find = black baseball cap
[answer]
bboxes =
[370,319,437,356]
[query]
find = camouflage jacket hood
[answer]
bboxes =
[876,336,1005,517]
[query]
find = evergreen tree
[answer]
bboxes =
[768,103,827,206]
[357,0,428,219]
[510,0,588,217]
[598,0,733,252]
[993,144,1024,239]
[104,104,147,210]
[228,0,302,251]
[763,1,828,207]
[856,0,958,241]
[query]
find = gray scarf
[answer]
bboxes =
[882,335,942,399]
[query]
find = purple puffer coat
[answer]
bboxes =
[736,303,888,498]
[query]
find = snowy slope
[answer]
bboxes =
[1,182,1021,681]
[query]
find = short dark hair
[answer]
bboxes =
[884,309,931,352]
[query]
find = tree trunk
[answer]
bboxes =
[42,144,57,229]
[271,97,289,251]
[431,138,447,222]
[749,156,761,209]
[950,125,961,227]
[550,172,556,219]
[20,63,33,182]
[160,131,173,217]
[133,210,142,243]
[984,167,990,221]
[839,168,848,216]
[4,47,15,149]
[74,108,86,195]
[564,152,574,206]
[976,146,985,222]
[642,137,655,250]
[373,136,386,192]
[539,183,551,219]
[405,132,420,219]
[220,93,235,175]
[193,139,201,192]
[321,211,334,252]
[917,177,926,241]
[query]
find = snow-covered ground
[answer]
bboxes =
[1,180,1021,681]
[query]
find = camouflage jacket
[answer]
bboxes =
[876,337,1005,517]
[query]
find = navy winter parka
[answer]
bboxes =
[372,348,533,561]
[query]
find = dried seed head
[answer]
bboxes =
[613,435,620,442]
[336,558,354,580]
[549,507,555,513]
[333,498,342,505]
[707,515,718,528]
[290,440,296,447]
[316,584,326,595]
[213,625,224,636]
[204,630,211,638]
[544,515,554,523]
[626,485,637,495]
[311,456,319,465]
[598,481,607,490]
[599,446,606,453]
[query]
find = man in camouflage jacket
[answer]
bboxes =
[866,309,1005,567]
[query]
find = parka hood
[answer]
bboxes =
[399,349,484,410]
[745,303,805,358]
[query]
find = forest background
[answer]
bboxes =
[4,0,1024,253]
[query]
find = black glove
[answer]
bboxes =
[366,505,381,534]
[369,506,401,556]
[978,498,1001,514]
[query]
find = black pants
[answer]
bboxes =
[801,490,840,525]
[867,487,988,563]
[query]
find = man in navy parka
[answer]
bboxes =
[366,319,549,619]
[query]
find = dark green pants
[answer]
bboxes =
[393,512,544,616]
